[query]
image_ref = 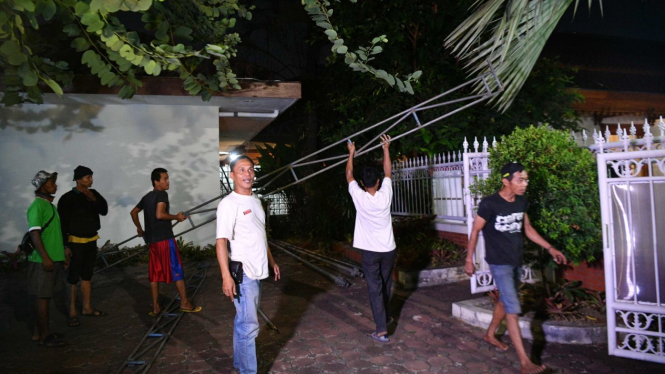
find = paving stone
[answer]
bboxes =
[369,355,396,366]
[403,359,431,371]
[2,257,664,374]
[285,348,310,359]
[427,355,453,367]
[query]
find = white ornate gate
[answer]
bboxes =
[598,149,665,363]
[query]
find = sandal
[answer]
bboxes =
[180,306,202,313]
[371,332,389,343]
[67,317,80,327]
[81,309,107,317]
[148,310,162,317]
[39,333,68,347]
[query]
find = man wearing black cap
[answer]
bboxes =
[465,162,567,374]
[58,166,108,326]
[27,170,71,347]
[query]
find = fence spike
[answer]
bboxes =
[630,121,637,137]
[596,129,606,154]
[660,116,665,138]
[616,123,622,137]
[463,137,468,153]
[570,130,576,141]
[458,150,462,161]
[492,136,498,148]
[482,136,488,152]
[644,118,653,150]
[605,125,611,141]
[582,129,588,145]
[473,137,479,153]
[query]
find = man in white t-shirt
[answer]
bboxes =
[215,155,280,374]
[347,134,396,343]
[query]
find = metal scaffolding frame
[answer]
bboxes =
[115,264,208,374]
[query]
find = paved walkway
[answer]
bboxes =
[0,252,659,373]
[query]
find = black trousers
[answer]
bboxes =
[360,249,396,334]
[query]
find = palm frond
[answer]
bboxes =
[445,0,603,112]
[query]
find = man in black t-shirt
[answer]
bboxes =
[130,168,201,316]
[465,162,566,374]
[58,165,109,326]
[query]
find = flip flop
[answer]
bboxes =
[148,310,162,317]
[67,317,80,327]
[81,309,107,317]
[39,333,68,347]
[180,306,202,313]
[371,332,389,343]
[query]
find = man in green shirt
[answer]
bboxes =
[27,170,71,347]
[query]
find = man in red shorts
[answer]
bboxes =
[130,168,202,316]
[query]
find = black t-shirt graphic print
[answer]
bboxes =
[476,193,529,267]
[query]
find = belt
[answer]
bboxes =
[68,235,100,244]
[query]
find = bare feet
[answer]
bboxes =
[521,361,547,374]
[483,334,509,351]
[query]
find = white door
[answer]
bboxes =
[598,149,665,363]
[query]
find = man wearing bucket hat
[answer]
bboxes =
[27,170,71,347]
[58,166,108,327]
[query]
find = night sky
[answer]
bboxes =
[553,0,665,42]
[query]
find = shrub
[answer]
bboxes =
[473,125,602,267]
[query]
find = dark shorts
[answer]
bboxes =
[67,241,97,284]
[148,238,184,283]
[489,264,522,314]
[28,261,67,299]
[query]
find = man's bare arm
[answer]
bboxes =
[381,134,391,179]
[216,238,236,302]
[156,202,188,222]
[346,140,355,184]
[464,216,487,276]
[130,207,144,237]
[29,230,53,271]
[267,245,281,281]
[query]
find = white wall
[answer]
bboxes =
[0,103,219,252]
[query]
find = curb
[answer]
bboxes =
[452,297,607,345]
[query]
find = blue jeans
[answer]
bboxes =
[488,264,522,314]
[233,275,261,374]
[361,249,396,334]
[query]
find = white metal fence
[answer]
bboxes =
[392,117,665,219]
[392,152,465,221]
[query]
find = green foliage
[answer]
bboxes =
[312,0,582,158]
[430,239,466,268]
[472,125,602,266]
[1,0,253,106]
[302,0,421,93]
[392,216,466,270]
[0,248,26,272]
[514,279,606,322]
[445,0,602,111]
[176,238,216,260]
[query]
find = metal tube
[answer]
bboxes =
[271,240,363,277]
[271,242,351,287]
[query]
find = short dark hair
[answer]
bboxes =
[230,155,254,171]
[151,168,168,186]
[500,162,525,181]
[360,166,380,188]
